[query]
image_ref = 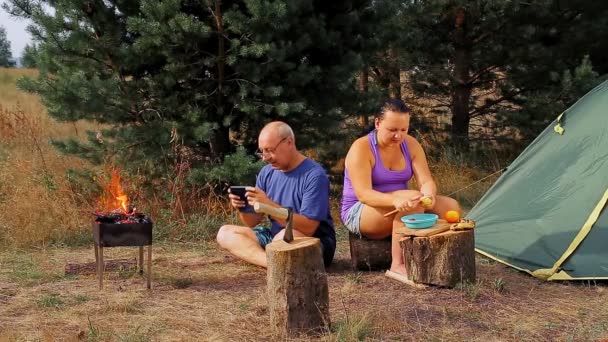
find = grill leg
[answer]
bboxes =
[147,245,152,289]
[138,246,144,274]
[94,244,99,267]
[98,245,104,290]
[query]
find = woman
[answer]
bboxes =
[341,99,460,283]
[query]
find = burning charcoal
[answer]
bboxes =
[93,209,151,224]
[127,204,136,214]
[110,208,124,216]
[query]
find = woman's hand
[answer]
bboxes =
[392,192,423,212]
[420,193,436,210]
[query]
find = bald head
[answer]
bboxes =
[259,121,295,143]
[257,121,302,171]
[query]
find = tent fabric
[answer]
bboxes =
[468,80,608,280]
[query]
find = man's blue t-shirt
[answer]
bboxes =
[256,158,336,263]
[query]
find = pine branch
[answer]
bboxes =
[468,65,500,85]
[469,89,524,118]
[112,140,151,154]
[471,76,510,89]
[472,22,507,45]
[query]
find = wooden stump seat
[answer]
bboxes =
[400,229,475,288]
[348,232,391,271]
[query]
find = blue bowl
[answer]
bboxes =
[400,213,439,229]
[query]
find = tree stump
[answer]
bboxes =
[348,232,391,271]
[266,237,330,337]
[400,230,475,287]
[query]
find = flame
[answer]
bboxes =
[100,168,130,213]
[116,194,128,212]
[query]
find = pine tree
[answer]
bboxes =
[394,0,607,145]
[2,0,375,181]
[0,26,15,67]
[20,43,38,68]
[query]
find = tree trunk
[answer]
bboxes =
[388,48,401,99]
[214,0,225,100]
[209,1,230,158]
[358,68,369,127]
[451,8,472,147]
[210,125,231,158]
[400,230,475,287]
[266,238,330,338]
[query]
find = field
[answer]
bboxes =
[1,241,608,341]
[1,68,607,341]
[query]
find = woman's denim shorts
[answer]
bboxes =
[342,201,364,236]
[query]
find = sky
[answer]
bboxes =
[1,1,32,60]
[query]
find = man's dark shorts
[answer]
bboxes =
[253,226,336,267]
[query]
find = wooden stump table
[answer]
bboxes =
[399,229,475,288]
[266,237,330,338]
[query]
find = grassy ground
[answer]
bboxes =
[1,237,607,341]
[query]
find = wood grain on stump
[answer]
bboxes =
[400,230,475,287]
[266,237,330,337]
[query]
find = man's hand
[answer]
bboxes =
[228,190,247,210]
[245,187,272,207]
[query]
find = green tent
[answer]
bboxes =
[468,81,608,281]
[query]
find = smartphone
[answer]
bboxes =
[229,186,254,213]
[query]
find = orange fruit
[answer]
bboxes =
[445,210,460,223]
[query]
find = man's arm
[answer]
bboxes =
[243,188,320,234]
[290,167,331,236]
[272,211,320,236]
[238,212,264,228]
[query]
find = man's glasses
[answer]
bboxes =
[255,137,288,159]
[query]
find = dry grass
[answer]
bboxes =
[1,242,607,341]
[0,68,101,247]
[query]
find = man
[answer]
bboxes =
[216,121,336,267]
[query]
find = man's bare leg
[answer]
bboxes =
[272,228,307,241]
[217,225,267,267]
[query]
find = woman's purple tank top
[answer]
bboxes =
[340,130,414,223]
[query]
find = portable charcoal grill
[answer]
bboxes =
[92,209,153,289]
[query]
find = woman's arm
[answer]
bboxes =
[407,135,437,199]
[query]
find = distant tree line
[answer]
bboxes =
[0,26,16,67]
[0,25,38,68]
[2,0,607,185]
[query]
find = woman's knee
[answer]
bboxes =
[359,217,393,239]
[444,196,461,211]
